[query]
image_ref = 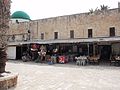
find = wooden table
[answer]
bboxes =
[88,56,100,65]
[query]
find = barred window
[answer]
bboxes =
[70,30,74,38]
[54,32,58,39]
[109,27,115,37]
[88,29,92,38]
[41,33,44,40]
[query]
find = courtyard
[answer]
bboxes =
[7,60,120,90]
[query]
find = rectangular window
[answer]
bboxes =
[88,29,92,38]
[109,27,115,37]
[70,30,74,38]
[54,32,58,39]
[41,33,44,40]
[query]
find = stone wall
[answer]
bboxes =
[8,8,120,41]
[0,73,18,90]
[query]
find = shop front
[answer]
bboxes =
[7,37,120,65]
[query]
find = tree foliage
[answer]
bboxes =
[89,4,109,14]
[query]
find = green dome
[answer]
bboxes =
[11,11,30,20]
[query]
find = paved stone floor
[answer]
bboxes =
[7,60,120,90]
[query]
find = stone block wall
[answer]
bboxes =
[0,73,18,90]
[8,8,120,41]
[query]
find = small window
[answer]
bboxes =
[22,35,25,40]
[109,27,115,37]
[41,33,44,40]
[12,35,15,41]
[88,29,92,38]
[70,30,74,38]
[54,32,58,39]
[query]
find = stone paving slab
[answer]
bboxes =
[6,60,120,90]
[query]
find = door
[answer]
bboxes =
[100,45,111,60]
[6,46,16,59]
[16,46,22,60]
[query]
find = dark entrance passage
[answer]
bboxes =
[16,46,22,60]
[99,45,111,62]
[16,45,28,60]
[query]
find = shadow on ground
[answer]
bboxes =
[7,60,120,70]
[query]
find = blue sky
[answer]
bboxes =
[11,0,120,20]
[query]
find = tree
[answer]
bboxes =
[100,5,109,11]
[89,5,110,14]
[0,0,10,73]
[89,8,94,14]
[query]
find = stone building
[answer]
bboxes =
[6,3,120,62]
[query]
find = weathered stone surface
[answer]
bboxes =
[8,8,120,41]
[7,60,120,90]
[0,73,18,90]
